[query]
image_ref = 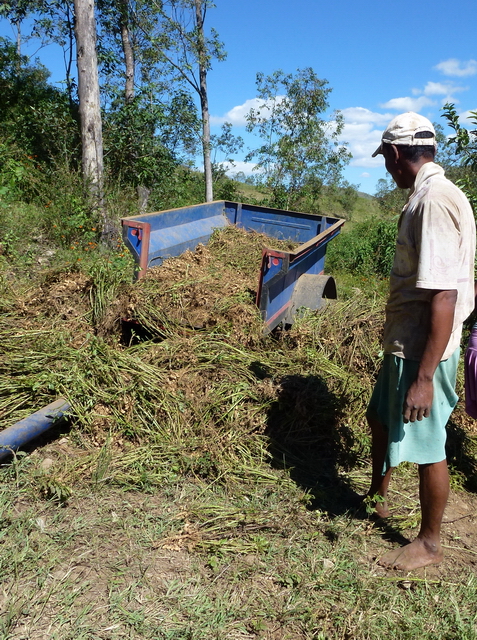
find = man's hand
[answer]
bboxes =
[402,289,457,424]
[403,378,434,423]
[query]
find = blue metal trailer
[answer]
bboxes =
[122,201,344,333]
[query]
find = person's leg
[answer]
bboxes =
[418,459,449,544]
[366,411,393,518]
[378,459,448,570]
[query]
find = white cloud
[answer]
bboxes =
[210,96,285,127]
[439,97,461,106]
[411,81,468,106]
[339,107,393,168]
[379,96,435,111]
[455,109,477,126]
[348,146,384,168]
[435,58,477,77]
[360,172,371,178]
[219,160,257,177]
[340,106,392,125]
[421,81,467,96]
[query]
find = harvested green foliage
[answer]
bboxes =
[0,227,384,493]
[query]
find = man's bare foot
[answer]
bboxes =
[372,496,390,519]
[378,538,443,571]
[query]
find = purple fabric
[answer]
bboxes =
[465,328,477,419]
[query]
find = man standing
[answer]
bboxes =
[367,112,476,571]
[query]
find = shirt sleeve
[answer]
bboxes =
[413,199,461,290]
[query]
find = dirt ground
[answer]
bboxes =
[2,436,476,639]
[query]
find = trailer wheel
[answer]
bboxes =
[284,274,337,326]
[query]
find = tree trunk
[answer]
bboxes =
[14,20,21,56]
[119,0,150,212]
[194,0,213,203]
[119,0,135,104]
[74,0,110,239]
[64,4,77,111]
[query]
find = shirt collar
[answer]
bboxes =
[410,161,444,196]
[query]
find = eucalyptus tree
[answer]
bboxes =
[0,0,41,54]
[0,1,79,108]
[0,0,107,230]
[73,0,109,237]
[93,0,198,212]
[246,68,351,212]
[95,0,143,103]
[117,0,134,102]
[94,0,201,156]
[148,0,226,202]
[0,0,223,209]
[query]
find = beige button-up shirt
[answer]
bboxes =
[383,162,476,361]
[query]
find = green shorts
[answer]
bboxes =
[367,350,459,473]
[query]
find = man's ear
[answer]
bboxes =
[391,144,400,162]
[382,143,400,165]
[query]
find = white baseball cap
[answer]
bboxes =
[372,112,437,157]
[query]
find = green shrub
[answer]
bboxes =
[327,217,397,277]
[0,142,37,201]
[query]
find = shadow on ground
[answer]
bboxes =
[265,372,365,516]
[264,370,477,557]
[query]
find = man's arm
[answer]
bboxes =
[403,289,457,423]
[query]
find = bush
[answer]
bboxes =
[326,217,397,277]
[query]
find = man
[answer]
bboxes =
[367,112,476,571]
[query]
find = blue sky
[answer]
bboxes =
[206,0,477,193]
[2,0,477,195]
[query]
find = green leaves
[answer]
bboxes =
[245,68,351,211]
[441,103,477,212]
[327,217,397,277]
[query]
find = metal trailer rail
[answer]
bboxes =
[122,201,344,333]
